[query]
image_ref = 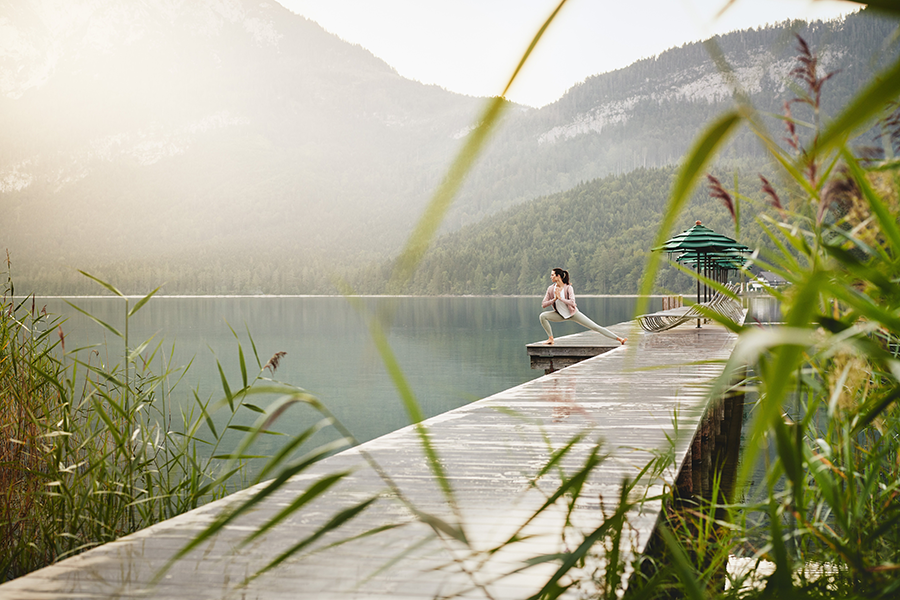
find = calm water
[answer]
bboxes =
[38,296,659,452]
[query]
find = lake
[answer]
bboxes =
[37,295,661,455]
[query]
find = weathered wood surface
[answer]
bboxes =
[525,326,629,372]
[2,321,742,600]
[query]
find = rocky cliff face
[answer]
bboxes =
[536,45,847,146]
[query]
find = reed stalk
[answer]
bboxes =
[0,265,286,580]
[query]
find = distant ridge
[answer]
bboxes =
[354,164,759,296]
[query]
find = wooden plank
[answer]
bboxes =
[526,327,628,371]
[1,321,741,600]
[526,328,629,355]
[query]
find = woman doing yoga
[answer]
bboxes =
[540,268,626,346]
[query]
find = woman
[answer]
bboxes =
[540,268,626,346]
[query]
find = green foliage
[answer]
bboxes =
[365,162,769,296]
[645,20,900,598]
[0,266,328,581]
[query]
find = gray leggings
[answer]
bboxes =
[539,310,618,340]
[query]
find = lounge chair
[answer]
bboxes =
[637,283,744,332]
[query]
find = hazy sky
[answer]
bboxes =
[278,0,859,107]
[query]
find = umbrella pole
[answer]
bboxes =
[696,264,701,328]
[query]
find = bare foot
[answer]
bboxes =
[543,338,555,345]
[618,337,627,345]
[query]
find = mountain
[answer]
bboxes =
[350,9,900,296]
[1,2,896,294]
[442,10,899,230]
[355,163,770,296]
[1,0,482,285]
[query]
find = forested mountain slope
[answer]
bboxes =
[354,164,769,296]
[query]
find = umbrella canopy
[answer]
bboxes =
[653,221,751,254]
[654,221,751,326]
[676,250,748,271]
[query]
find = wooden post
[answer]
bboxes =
[691,430,702,495]
[676,452,693,497]
[716,385,746,503]
[701,419,711,498]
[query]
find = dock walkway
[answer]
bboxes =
[525,323,631,373]
[2,321,743,600]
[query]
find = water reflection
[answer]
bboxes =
[745,294,782,325]
[38,296,659,454]
[549,377,587,422]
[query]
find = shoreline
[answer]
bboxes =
[22,293,678,300]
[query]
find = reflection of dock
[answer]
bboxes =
[2,321,745,599]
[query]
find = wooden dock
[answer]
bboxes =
[526,325,631,373]
[1,319,744,599]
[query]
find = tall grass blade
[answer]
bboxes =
[226,323,249,389]
[238,471,351,545]
[816,56,900,154]
[764,497,794,593]
[853,385,900,434]
[842,147,900,255]
[127,287,160,318]
[359,301,462,527]
[64,301,123,339]
[243,497,379,584]
[526,480,632,600]
[656,525,707,600]
[76,271,124,298]
[254,417,334,483]
[244,324,263,370]
[126,336,154,364]
[215,359,234,411]
[502,0,569,98]
[191,390,217,439]
[389,0,570,290]
[158,437,351,578]
[225,392,324,469]
[636,110,742,316]
[90,398,125,448]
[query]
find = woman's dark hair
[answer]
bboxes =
[552,268,570,285]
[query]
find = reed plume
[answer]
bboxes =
[264,351,287,373]
[706,174,735,222]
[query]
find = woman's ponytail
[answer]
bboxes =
[552,268,570,285]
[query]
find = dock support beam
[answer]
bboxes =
[674,383,745,502]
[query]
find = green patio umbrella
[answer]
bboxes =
[676,250,748,282]
[653,221,751,325]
